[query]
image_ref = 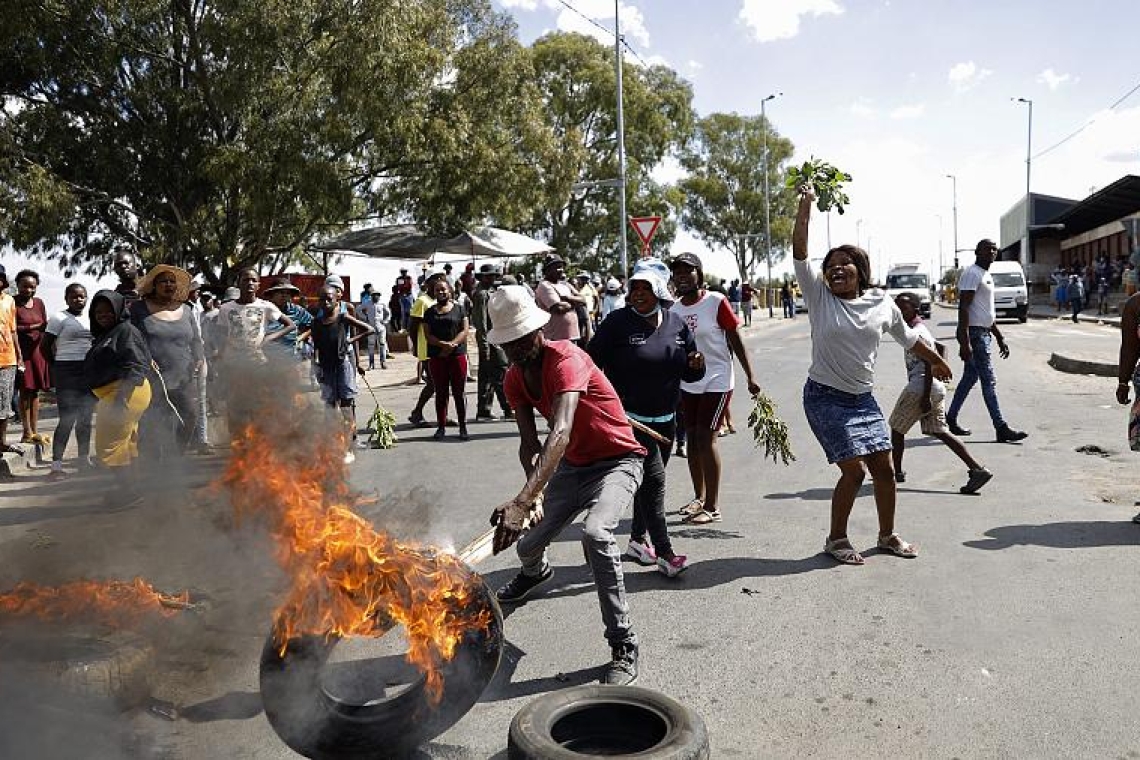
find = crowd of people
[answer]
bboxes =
[0,191,1072,686]
[1052,252,1136,320]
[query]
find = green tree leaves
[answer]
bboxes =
[679,112,796,284]
[0,0,550,281]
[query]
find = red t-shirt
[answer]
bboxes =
[505,340,646,466]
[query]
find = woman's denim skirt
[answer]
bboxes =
[803,377,890,464]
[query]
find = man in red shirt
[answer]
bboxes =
[487,285,646,686]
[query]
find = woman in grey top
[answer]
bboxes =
[792,188,952,565]
[129,265,204,460]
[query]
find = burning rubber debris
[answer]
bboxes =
[0,578,194,627]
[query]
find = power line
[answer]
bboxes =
[1033,78,1140,160]
[550,0,614,39]
[549,0,652,67]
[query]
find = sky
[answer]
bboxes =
[494,0,1140,283]
[9,0,1140,312]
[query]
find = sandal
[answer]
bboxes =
[676,498,704,516]
[824,537,865,565]
[686,509,721,524]
[877,532,918,558]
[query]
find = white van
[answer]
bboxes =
[884,263,932,317]
[987,260,1028,323]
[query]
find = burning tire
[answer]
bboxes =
[259,577,503,759]
[508,685,709,760]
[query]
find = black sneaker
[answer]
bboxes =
[996,426,1028,443]
[948,421,972,436]
[601,642,638,686]
[496,567,553,603]
[894,470,906,484]
[960,467,994,495]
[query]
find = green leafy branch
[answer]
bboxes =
[747,392,795,466]
[785,158,852,215]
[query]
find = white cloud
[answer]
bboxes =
[948,61,992,92]
[738,0,844,43]
[499,0,652,49]
[890,103,925,119]
[1037,68,1072,91]
[686,59,703,73]
[550,0,650,48]
[849,99,877,118]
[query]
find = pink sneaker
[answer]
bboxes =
[623,540,657,566]
[657,555,689,578]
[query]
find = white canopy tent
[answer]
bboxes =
[310,223,553,262]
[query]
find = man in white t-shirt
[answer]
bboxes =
[669,253,761,525]
[946,239,1027,443]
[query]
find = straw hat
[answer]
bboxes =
[486,286,551,345]
[138,264,192,302]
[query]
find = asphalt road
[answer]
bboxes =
[0,308,1137,759]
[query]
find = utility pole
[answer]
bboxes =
[761,92,782,318]
[1013,97,1033,267]
[614,0,629,278]
[945,174,959,269]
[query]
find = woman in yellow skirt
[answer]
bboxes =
[84,290,152,504]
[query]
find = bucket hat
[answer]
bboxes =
[324,274,345,291]
[628,258,672,303]
[221,287,240,303]
[138,264,193,302]
[486,286,551,345]
[264,278,301,295]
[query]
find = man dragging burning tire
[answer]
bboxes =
[487,285,646,686]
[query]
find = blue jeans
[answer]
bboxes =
[947,327,1006,430]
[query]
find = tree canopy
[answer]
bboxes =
[0,0,552,282]
[521,32,693,275]
[679,112,796,284]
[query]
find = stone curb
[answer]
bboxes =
[1048,353,1117,377]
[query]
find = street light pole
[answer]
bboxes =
[936,213,944,280]
[945,174,959,268]
[614,0,629,277]
[1013,97,1033,268]
[761,91,782,318]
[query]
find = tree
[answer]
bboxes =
[0,0,552,283]
[519,32,693,275]
[679,112,796,284]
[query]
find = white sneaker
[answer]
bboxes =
[623,540,656,565]
[343,451,356,465]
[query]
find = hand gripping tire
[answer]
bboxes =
[259,576,503,760]
[508,685,709,760]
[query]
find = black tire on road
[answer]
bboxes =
[508,684,709,760]
[0,629,155,709]
[259,579,503,760]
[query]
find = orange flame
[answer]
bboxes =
[0,578,191,627]
[220,419,491,703]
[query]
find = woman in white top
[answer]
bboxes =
[669,253,761,524]
[792,189,951,565]
[40,283,95,478]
